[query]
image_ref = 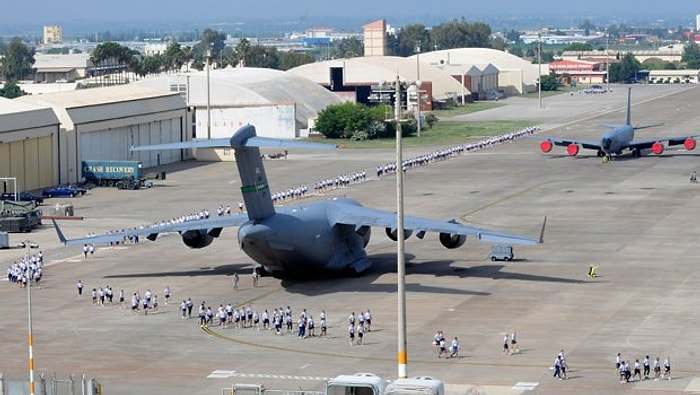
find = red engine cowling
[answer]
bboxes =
[540,140,553,153]
[651,142,664,155]
[566,144,579,156]
[684,138,697,151]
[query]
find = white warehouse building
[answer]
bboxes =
[0,98,60,192]
[16,85,190,184]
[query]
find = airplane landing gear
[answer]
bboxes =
[602,155,611,163]
[632,149,642,158]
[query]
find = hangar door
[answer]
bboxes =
[0,137,53,192]
[79,118,183,169]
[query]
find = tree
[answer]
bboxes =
[91,41,139,73]
[392,24,432,57]
[563,43,593,52]
[335,37,363,58]
[0,80,26,98]
[277,51,314,70]
[245,45,279,68]
[430,19,492,50]
[162,41,187,72]
[540,74,558,91]
[608,53,641,83]
[682,41,700,69]
[314,102,374,139]
[0,37,35,82]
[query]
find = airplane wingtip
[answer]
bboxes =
[51,218,68,245]
[538,216,547,244]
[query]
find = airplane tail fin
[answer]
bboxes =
[131,125,336,222]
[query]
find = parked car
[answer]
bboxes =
[0,192,44,204]
[42,185,87,198]
[584,84,606,94]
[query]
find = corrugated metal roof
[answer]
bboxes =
[410,48,540,86]
[15,84,186,129]
[0,97,59,133]
[34,53,93,70]
[135,67,344,128]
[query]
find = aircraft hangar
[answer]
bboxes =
[0,98,60,192]
[288,55,469,109]
[409,47,543,95]
[15,84,190,185]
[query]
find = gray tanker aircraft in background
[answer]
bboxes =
[54,125,544,278]
[534,87,699,162]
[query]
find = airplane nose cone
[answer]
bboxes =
[601,138,611,151]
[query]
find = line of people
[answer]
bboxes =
[433,330,460,359]
[616,353,671,383]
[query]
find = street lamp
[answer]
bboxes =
[537,32,543,110]
[394,74,408,379]
[206,49,212,140]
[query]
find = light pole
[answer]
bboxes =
[538,32,543,110]
[206,49,212,140]
[606,31,610,92]
[24,240,37,395]
[415,42,421,137]
[394,74,408,379]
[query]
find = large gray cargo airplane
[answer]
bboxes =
[53,125,543,277]
[535,87,698,162]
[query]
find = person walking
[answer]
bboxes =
[77,280,83,296]
[643,355,650,379]
[654,357,661,380]
[510,330,519,354]
[553,355,562,380]
[449,336,460,358]
[662,357,671,380]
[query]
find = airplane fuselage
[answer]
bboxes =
[237,197,372,277]
[600,126,634,156]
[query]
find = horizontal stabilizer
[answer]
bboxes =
[131,125,336,152]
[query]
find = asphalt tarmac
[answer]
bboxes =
[2,84,700,395]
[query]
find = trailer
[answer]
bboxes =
[82,160,144,188]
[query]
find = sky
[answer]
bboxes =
[2,0,698,30]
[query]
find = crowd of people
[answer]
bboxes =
[6,251,44,288]
[615,353,671,383]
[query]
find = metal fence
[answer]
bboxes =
[0,373,100,395]
[221,383,324,395]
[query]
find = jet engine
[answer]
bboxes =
[684,138,696,151]
[181,228,222,249]
[439,232,466,249]
[651,142,664,155]
[356,225,372,247]
[539,140,553,153]
[385,227,413,241]
[566,144,579,156]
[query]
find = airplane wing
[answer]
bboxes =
[329,204,543,245]
[623,134,700,151]
[52,215,250,246]
[530,135,601,151]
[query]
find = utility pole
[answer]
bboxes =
[206,49,212,140]
[415,42,421,137]
[394,74,408,379]
[538,32,543,110]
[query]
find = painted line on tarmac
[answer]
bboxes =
[208,371,331,381]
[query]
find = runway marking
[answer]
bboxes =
[460,182,548,219]
[207,370,236,379]
[209,372,331,381]
[512,382,538,390]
